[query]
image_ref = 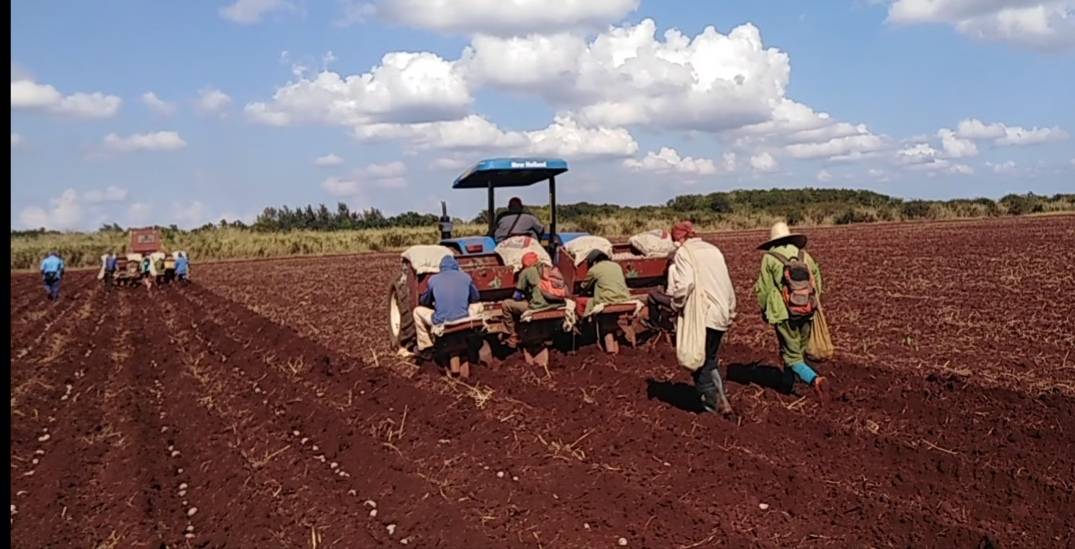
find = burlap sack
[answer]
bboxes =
[564,235,614,266]
[495,236,552,272]
[401,245,454,275]
[629,229,675,258]
[806,304,835,361]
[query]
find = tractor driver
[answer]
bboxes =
[494,197,545,243]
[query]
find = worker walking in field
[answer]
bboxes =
[664,221,738,419]
[576,250,631,316]
[102,250,118,291]
[413,255,482,359]
[141,256,154,292]
[754,222,829,400]
[40,251,65,302]
[494,197,545,243]
[500,251,560,348]
[175,252,190,285]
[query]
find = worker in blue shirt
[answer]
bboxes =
[40,251,65,301]
[412,255,482,360]
[103,251,118,290]
[175,252,190,285]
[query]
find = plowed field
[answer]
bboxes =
[10,215,1075,548]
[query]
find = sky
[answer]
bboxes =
[10,0,1075,230]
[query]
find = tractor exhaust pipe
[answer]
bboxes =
[438,201,453,240]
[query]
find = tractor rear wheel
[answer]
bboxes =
[388,274,417,352]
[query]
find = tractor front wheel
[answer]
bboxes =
[388,274,417,352]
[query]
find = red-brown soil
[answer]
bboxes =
[9,215,1075,548]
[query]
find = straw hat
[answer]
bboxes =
[757,221,807,250]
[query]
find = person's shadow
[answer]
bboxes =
[645,379,707,413]
[646,362,796,414]
[726,361,795,395]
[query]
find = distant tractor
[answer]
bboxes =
[388,158,672,377]
[112,228,179,287]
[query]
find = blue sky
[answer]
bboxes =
[11,0,1075,230]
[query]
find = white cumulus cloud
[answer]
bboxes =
[750,152,779,172]
[219,0,296,24]
[322,161,410,197]
[988,160,1019,174]
[375,0,638,35]
[462,20,796,133]
[246,52,471,126]
[623,147,725,176]
[83,185,128,203]
[937,128,978,157]
[197,87,233,113]
[142,92,176,115]
[785,134,889,159]
[817,169,833,182]
[103,131,187,152]
[11,79,121,118]
[887,0,1075,51]
[897,142,974,174]
[954,118,1068,145]
[355,114,638,158]
[16,187,127,230]
[314,153,344,166]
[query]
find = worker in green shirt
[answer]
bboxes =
[577,250,631,316]
[754,222,829,400]
[500,252,557,347]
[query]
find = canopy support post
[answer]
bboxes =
[487,179,496,237]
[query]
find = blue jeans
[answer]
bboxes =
[43,276,61,300]
[692,328,729,407]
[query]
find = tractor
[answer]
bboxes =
[111,228,180,287]
[388,158,673,377]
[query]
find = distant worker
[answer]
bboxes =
[500,252,559,348]
[40,251,65,302]
[175,252,190,285]
[413,255,482,359]
[141,256,153,292]
[494,197,545,243]
[665,221,738,419]
[153,253,166,285]
[754,222,828,401]
[576,250,630,316]
[103,250,118,291]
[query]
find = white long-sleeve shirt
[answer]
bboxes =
[667,238,737,331]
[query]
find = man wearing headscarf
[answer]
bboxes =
[413,255,482,355]
[499,251,551,347]
[494,197,545,243]
[665,221,738,419]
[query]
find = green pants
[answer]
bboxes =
[775,316,812,366]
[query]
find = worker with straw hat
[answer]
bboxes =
[754,221,829,401]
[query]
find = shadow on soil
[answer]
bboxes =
[726,362,795,395]
[645,379,707,414]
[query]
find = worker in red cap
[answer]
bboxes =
[654,221,738,419]
[499,251,554,348]
[494,197,545,243]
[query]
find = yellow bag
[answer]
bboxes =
[806,304,835,361]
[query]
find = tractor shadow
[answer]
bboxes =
[725,361,795,395]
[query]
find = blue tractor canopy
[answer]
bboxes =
[442,158,585,255]
[452,158,568,189]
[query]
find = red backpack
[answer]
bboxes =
[767,249,817,317]
[537,264,568,302]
